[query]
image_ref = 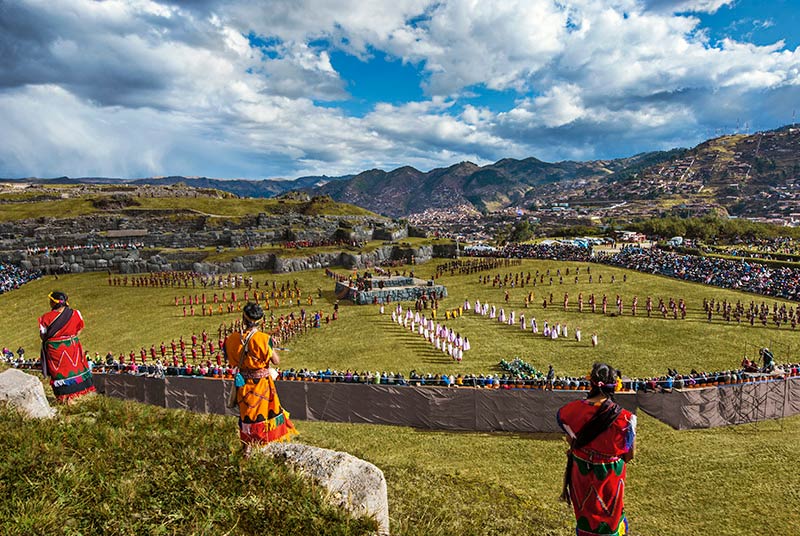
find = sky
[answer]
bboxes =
[1,0,799,180]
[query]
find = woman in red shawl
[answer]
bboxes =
[38,291,95,402]
[557,362,636,536]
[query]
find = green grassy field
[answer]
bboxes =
[3,259,797,377]
[2,258,799,534]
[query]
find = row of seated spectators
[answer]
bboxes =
[711,237,799,256]
[497,357,800,392]
[94,363,800,391]
[0,263,41,295]
[14,357,800,391]
[281,239,353,249]
[26,242,144,255]
[623,365,800,392]
[466,243,594,263]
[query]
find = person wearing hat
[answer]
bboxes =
[38,291,95,402]
[224,302,297,456]
[557,362,636,536]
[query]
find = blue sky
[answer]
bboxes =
[0,0,799,180]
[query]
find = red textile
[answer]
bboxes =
[558,400,635,536]
[39,308,95,401]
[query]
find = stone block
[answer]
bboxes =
[0,369,56,419]
[263,442,389,535]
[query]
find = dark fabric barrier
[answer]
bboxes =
[92,374,799,432]
[635,377,800,430]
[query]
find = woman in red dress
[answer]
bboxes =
[38,291,95,402]
[557,363,636,536]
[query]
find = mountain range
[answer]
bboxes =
[4,125,798,220]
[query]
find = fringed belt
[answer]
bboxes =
[239,368,272,380]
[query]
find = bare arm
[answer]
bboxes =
[270,348,280,367]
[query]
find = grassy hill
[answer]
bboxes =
[0,185,377,223]
[0,393,376,536]
[577,126,800,218]
[2,258,800,534]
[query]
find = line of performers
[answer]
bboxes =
[467,299,598,346]
[390,305,471,362]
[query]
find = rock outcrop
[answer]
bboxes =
[0,369,56,419]
[263,442,390,535]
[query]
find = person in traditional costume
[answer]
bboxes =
[224,302,297,457]
[557,362,636,536]
[38,291,95,402]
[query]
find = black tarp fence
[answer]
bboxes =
[93,374,800,432]
[635,376,800,429]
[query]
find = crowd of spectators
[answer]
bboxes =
[600,246,800,301]
[12,351,799,393]
[465,241,800,302]
[281,239,357,249]
[0,263,41,295]
[25,242,144,255]
[466,243,593,263]
[715,237,800,257]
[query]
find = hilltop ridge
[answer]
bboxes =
[4,125,798,221]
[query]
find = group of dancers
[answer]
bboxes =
[466,298,599,347]
[389,305,471,362]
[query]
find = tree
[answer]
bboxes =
[508,220,534,243]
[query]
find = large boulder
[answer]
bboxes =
[0,369,56,419]
[263,442,389,535]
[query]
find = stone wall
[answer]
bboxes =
[2,243,441,276]
[335,278,447,304]
[0,213,408,251]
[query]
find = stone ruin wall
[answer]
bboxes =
[0,243,450,277]
[0,212,407,252]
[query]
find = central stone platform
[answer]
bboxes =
[335,275,448,304]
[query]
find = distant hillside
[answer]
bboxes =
[302,154,678,217]
[4,125,798,220]
[0,174,353,199]
[295,126,800,219]
[0,182,377,223]
[565,125,800,219]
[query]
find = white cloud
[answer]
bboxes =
[398,0,569,95]
[0,0,799,180]
[642,0,734,14]
[525,85,586,128]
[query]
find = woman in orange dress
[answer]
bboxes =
[224,302,297,456]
